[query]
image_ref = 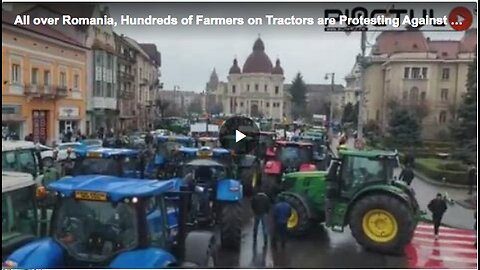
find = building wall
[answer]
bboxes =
[2,26,87,144]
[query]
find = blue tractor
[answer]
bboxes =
[169,147,244,250]
[2,175,218,268]
[65,147,146,178]
[150,135,195,179]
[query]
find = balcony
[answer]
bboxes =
[92,97,117,110]
[119,71,134,81]
[56,86,68,97]
[139,78,148,86]
[24,84,41,97]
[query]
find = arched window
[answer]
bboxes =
[439,111,447,124]
[410,87,419,102]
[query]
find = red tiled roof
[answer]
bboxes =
[428,40,460,59]
[373,30,429,55]
[2,9,84,48]
[459,28,477,52]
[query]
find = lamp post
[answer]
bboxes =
[324,72,335,134]
[357,31,367,140]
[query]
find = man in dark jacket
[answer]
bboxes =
[272,196,292,249]
[467,164,476,195]
[428,193,448,239]
[251,190,271,245]
[399,165,415,185]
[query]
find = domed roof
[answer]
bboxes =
[272,59,284,75]
[242,38,273,74]
[229,59,241,74]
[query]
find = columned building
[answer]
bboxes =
[225,38,289,121]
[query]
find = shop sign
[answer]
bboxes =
[2,105,21,115]
[59,107,79,117]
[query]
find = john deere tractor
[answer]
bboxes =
[278,149,420,254]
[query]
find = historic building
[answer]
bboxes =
[2,9,88,144]
[206,38,291,121]
[362,29,477,139]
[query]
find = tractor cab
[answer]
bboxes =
[291,135,331,169]
[195,137,220,148]
[257,131,276,160]
[154,136,195,166]
[70,148,144,178]
[2,140,45,186]
[3,175,218,268]
[2,172,47,260]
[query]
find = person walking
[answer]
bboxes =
[467,163,476,195]
[428,193,448,240]
[272,196,292,250]
[251,189,271,245]
[399,165,415,185]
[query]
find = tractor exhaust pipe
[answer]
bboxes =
[176,188,192,260]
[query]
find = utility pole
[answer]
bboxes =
[324,72,335,134]
[357,31,367,140]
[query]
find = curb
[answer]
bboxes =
[413,169,477,190]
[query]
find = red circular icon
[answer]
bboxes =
[448,7,473,31]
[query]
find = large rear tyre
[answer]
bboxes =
[184,231,217,267]
[279,192,312,236]
[240,162,260,196]
[220,203,242,250]
[349,195,415,255]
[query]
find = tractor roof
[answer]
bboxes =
[156,135,194,143]
[198,137,218,141]
[291,135,323,141]
[186,159,224,167]
[276,141,313,147]
[48,175,179,202]
[75,147,139,158]
[2,140,36,152]
[180,147,230,156]
[2,172,35,193]
[284,170,327,178]
[339,149,397,158]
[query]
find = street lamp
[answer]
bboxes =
[324,72,335,134]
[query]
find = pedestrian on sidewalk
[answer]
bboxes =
[427,193,448,240]
[251,188,271,245]
[399,165,415,185]
[467,163,476,195]
[272,196,292,250]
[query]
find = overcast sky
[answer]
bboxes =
[108,2,476,92]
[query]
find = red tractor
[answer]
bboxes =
[256,131,277,160]
[261,141,319,195]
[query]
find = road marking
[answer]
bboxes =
[416,224,476,235]
[427,255,478,264]
[410,243,478,254]
[413,236,476,245]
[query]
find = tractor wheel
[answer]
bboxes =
[184,231,217,267]
[279,193,311,236]
[349,194,415,254]
[240,163,260,196]
[220,203,242,250]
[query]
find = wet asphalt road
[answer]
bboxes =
[216,199,409,268]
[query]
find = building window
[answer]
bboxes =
[411,68,421,79]
[275,86,279,94]
[96,53,102,65]
[255,84,259,91]
[441,88,448,101]
[376,110,380,121]
[232,85,236,94]
[44,70,50,86]
[441,68,450,80]
[11,64,21,83]
[439,111,447,123]
[266,102,270,107]
[264,85,268,92]
[240,102,244,107]
[409,87,419,102]
[31,68,38,85]
[420,91,426,101]
[107,54,112,69]
[404,67,410,79]
[106,83,113,97]
[74,74,79,89]
[95,81,101,96]
[59,71,67,87]
[421,67,428,79]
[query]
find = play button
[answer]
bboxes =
[236,130,246,143]
[219,116,259,154]
[448,6,473,31]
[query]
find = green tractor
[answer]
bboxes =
[278,149,420,254]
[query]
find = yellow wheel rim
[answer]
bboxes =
[252,173,257,188]
[362,209,398,243]
[287,209,298,229]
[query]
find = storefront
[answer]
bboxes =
[58,106,81,142]
[2,105,26,140]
